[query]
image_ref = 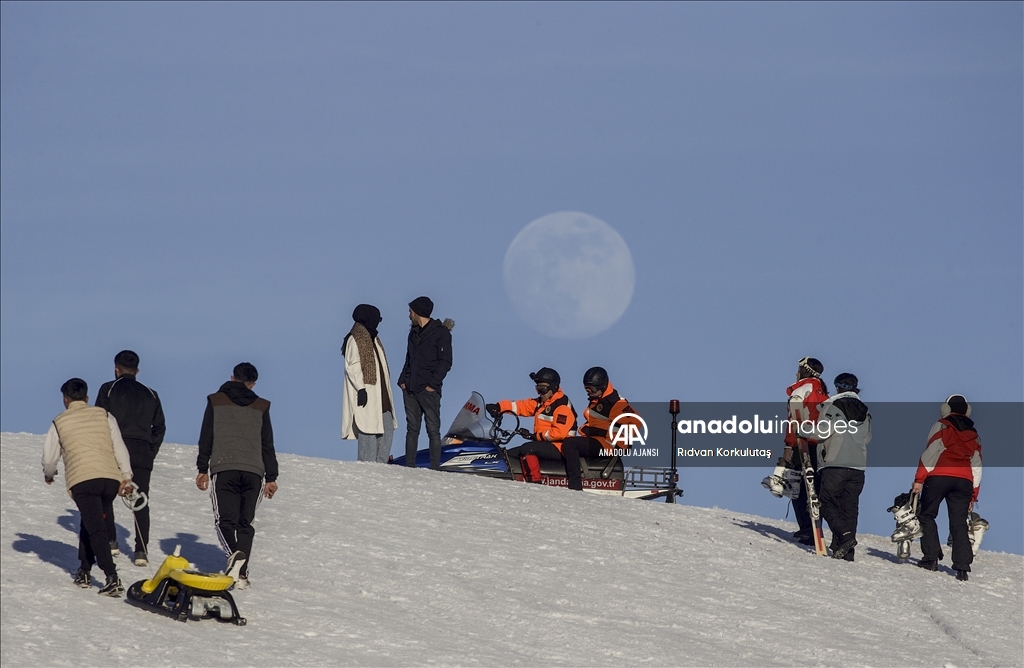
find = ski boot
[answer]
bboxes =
[760,460,787,498]
[889,490,923,562]
[946,512,989,555]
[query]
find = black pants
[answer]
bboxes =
[560,437,606,491]
[919,475,974,571]
[818,467,865,560]
[507,441,564,481]
[106,467,152,554]
[211,471,264,577]
[71,478,120,577]
[791,441,820,535]
[404,388,442,470]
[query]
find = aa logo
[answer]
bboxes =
[609,413,648,447]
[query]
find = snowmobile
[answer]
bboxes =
[389,392,682,501]
[125,545,246,625]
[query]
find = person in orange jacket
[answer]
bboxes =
[558,366,641,491]
[487,367,578,476]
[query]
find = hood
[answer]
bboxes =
[218,380,259,407]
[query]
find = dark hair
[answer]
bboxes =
[947,394,969,415]
[60,378,88,401]
[834,373,859,393]
[233,362,258,384]
[114,349,140,371]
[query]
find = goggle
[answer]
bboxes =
[535,384,552,394]
[584,385,602,394]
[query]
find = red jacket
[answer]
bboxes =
[784,377,828,446]
[915,415,983,501]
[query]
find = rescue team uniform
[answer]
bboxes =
[42,401,133,579]
[785,376,829,537]
[559,382,639,491]
[197,381,279,579]
[915,414,983,572]
[504,389,578,478]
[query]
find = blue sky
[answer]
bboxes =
[2,3,1021,552]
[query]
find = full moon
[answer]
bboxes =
[503,211,635,339]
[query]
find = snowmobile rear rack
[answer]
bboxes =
[125,545,246,626]
[622,467,684,501]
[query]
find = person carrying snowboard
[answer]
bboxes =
[784,357,829,546]
[487,367,578,481]
[42,378,134,596]
[814,373,871,561]
[912,394,982,581]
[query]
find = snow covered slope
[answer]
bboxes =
[2,432,1021,667]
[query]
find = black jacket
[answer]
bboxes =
[197,381,278,482]
[95,374,166,470]
[399,318,453,396]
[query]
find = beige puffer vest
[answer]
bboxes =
[53,402,124,491]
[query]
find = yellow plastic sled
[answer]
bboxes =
[126,545,246,625]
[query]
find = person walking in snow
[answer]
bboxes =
[195,362,279,590]
[342,304,397,463]
[783,356,829,545]
[95,349,165,566]
[813,373,871,561]
[42,378,134,596]
[398,296,454,470]
[912,394,982,581]
[489,367,578,480]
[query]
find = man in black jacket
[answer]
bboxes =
[195,362,279,590]
[95,350,166,566]
[398,296,454,470]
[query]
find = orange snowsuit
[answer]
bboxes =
[498,389,577,450]
[578,382,641,451]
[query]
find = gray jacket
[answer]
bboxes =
[814,391,871,471]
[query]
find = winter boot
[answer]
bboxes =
[73,568,92,588]
[133,550,148,567]
[956,570,969,581]
[97,574,124,597]
[233,576,251,591]
[109,539,119,557]
[226,550,247,581]
[917,559,939,571]
[831,537,858,560]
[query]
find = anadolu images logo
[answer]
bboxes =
[609,413,648,447]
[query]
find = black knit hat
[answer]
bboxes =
[409,296,434,318]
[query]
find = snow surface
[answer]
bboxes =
[2,431,1022,667]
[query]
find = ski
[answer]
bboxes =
[796,440,827,556]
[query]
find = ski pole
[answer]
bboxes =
[668,399,680,503]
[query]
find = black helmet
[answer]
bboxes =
[582,366,609,391]
[529,367,560,389]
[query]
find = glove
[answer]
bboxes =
[517,428,536,441]
[357,389,368,407]
[485,403,501,418]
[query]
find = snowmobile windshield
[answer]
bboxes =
[444,392,496,441]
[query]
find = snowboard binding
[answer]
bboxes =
[125,545,246,626]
